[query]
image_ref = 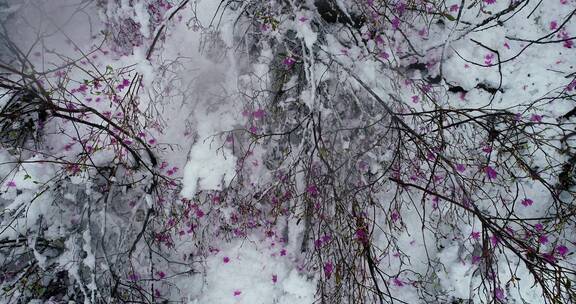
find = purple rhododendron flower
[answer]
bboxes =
[550,21,558,30]
[490,235,500,246]
[128,273,140,282]
[283,57,296,67]
[306,184,319,197]
[391,17,401,30]
[495,287,505,301]
[543,252,556,263]
[456,163,466,173]
[355,228,369,244]
[485,166,498,180]
[393,278,404,287]
[391,211,400,222]
[556,245,569,256]
[324,262,333,279]
[530,114,543,122]
[521,198,533,207]
[253,109,265,119]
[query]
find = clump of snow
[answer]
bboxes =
[185,238,316,304]
[181,139,236,198]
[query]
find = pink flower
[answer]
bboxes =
[538,235,549,244]
[280,249,287,256]
[456,163,466,173]
[556,245,569,256]
[418,28,428,37]
[482,146,492,153]
[6,181,16,188]
[543,252,556,263]
[298,16,309,22]
[550,21,558,30]
[490,235,500,246]
[521,198,533,207]
[484,53,495,65]
[485,166,498,180]
[535,223,544,231]
[128,273,140,282]
[159,161,169,170]
[233,290,241,296]
[530,114,543,122]
[495,288,505,301]
[282,57,296,67]
[559,30,573,49]
[156,271,166,279]
[395,2,406,15]
[252,109,265,119]
[77,84,88,93]
[449,4,459,12]
[391,211,400,222]
[484,0,496,4]
[223,256,230,263]
[471,231,481,240]
[306,184,319,197]
[411,95,419,103]
[393,278,404,287]
[272,274,278,283]
[355,228,369,244]
[391,17,401,30]
[431,196,439,209]
[379,51,390,60]
[472,255,482,264]
[324,262,334,279]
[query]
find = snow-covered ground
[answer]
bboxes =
[1,0,575,303]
